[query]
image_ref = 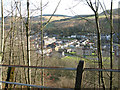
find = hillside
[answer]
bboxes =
[3,8,119,38]
[30,14,72,23]
[31,8,119,37]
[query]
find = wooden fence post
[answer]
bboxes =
[5,67,15,89]
[75,60,84,90]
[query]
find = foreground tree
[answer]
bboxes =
[110,0,113,90]
[40,0,44,86]
[26,0,31,85]
[0,0,4,89]
[86,0,105,89]
[99,0,114,88]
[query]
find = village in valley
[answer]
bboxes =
[31,33,120,59]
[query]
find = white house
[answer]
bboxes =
[44,37,56,46]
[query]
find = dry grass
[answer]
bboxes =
[44,16,70,22]
[51,77,75,88]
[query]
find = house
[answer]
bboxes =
[81,35,86,38]
[38,48,52,55]
[67,36,71,38]
[64,48,72,53]
[55,46,61,51]
[47,43,56,49]
[88,42,94,46]
[71,35,76,38]
[81,39,89,45]
[56,40,63,44]
[44,37,56,46]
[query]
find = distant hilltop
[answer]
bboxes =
[42,14,72,17]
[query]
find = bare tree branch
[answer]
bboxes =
[30,0,61,35]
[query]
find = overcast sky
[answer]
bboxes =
[0,0,119,17]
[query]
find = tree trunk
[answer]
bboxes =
[95,12,105,89]
[1,0,4,53]
[0,0,4,89]
[40,0,45,86]
[26,0,31,85]
[110,0,113,89]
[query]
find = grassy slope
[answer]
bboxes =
[43,16,70,22]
